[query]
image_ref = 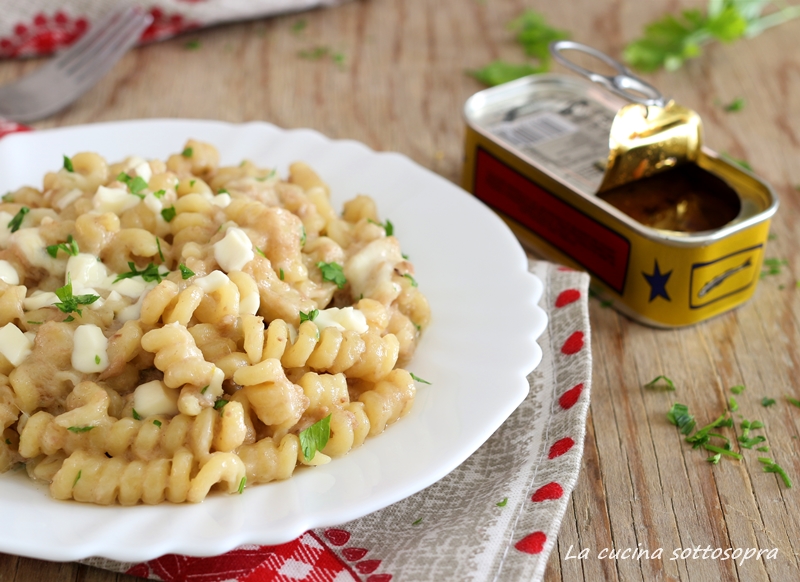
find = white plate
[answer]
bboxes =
[0,120,547,562]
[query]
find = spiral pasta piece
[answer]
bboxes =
[358,368,416,436]
[238,434,300,484]
[141,322,218,389]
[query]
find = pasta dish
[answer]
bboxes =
[0,140,430,504]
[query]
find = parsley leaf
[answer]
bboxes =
[54,276,100,318]
[153,189,166,199]
[182,147,193,158]
[291,19,307,34]
[279,268,284,280]
[759,457,792,488]
[94,355,100,365]
[624,1,800,72]
[238,475,246,494]
[214,399,229,413]
[761,397,776,407]
[179,264,195,279]
[299,309,319,323]
[63,155,74,172]
[410,372,431,385]
[153,419,162,427]
[787,396,800,408]
[117,172,148,197]
[156,237,165,262]
[367,218,394,236]
[731,384,746,394]
[67,426,95,433]
[722,97,745,112]
[667,402,696,435]
[161,206,177,222]
[496,497,508,507]
[317,261,346,288]
[412,518,423,526]
[7,206,29,233]
[73,470,82,487]
[299,414,331,461]
[46,234,79,258]
[114,262,168,284]
[132,408,142,420]
[644,375,676,391]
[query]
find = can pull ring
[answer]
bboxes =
[549,40,666,107]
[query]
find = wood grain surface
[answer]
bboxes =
[1,0,799,580]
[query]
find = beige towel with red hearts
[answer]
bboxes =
[0,1,350,58]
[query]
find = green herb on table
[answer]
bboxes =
[722,152,753,172]
[667,402,696,435]
[63,155,74,172]
[317,261,346,288]
[731,384,746,395]
[46,234,79,258]
[685,413,732,448]
[761,258,788,278]
[496,497,508,507]
[291,19,307,34]
[299,414,331,461]
[761,397,776,407]
[184,39,201,50]
[787,396,800,408]
[729,396,739,411]
[7,206,29,233]
[722,97,745,112]
[624,0,800,72]
[298,46,345,68]
[468,10,569,86]
[759,457,792,488]
[412,517,423,526]
[644,375,676,391]
[54,276,100,321]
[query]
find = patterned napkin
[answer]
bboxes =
[72,259,591,582]
[0,0,351,58]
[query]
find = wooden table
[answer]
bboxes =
[1,1,799,580]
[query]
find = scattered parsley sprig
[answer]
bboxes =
[46,234,79,258]
[54,276,100,321]
[114,262,169,284]
[317,261,347,288]
[299,414,331,461]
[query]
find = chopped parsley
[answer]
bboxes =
[685,413,732,448]
[161,206,177,222]
[762,397,776,407]
[279,268,285,280]
[73,470,81,487]
[723,153,753,172]
[731,385,746,395]
[117,172,148,197]
[317,261,346,288]
[299,309,319,323]
[7,206,29,232]
[759,458,792,488]
[214,399,229,412]
[300,226,306,247]
[403,273,418,287]
[729,396,739,411]
[412,518,423,526]
[63,155,74,172]
[94,355,100,365]
[179,264,195,279]
[667,403,696,435]
[46,234,79,258]
[496,497,508,507]
[156,237,165,262]
[787,396,800,408]
[189,179,196,187]
[254,247,266,258]
[132,408,142,420]
[153,419,162,427]
[367,218,394,236]
[200,385,209,394]
[1,192,13,202]
[217,188,229,195]
[54,276,100,319]
[761,258,788,277]
[182,147,194,158]
[184,39,201,50]
[153,189,166,199]
[67,426,95,433]
[26,321,43,325]
[410,372,431,385]
[723,97,745,112]
[238,475,246,494]
[291,19,307,33]
[644,375,676,391]
[114,262,168,284]
[299,414,331,461]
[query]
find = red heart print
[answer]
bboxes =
[356,560,381,574]
[559,384,583,409]
[532,482,563,502]
[555,289,580,308]
[343,547,368,561]
[548,437,575,459]
[561,331,584,355]
[515,531,547,554]
[367,575,392,582]
[324,528,351,546]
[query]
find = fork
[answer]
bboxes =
[0,6,152,123]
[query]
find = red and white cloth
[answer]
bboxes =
[76,259,591,582]
[0,0,349,59]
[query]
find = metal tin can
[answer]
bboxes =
[462,73,778,327]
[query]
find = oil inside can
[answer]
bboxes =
[597,163,741,233]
